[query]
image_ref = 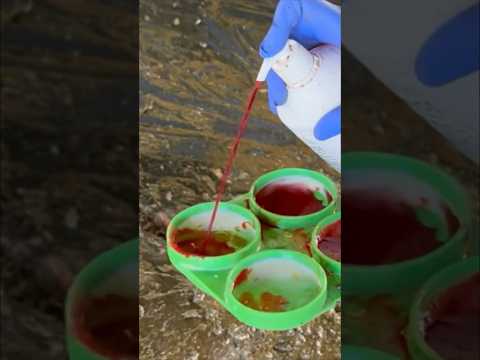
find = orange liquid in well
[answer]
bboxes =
[173,228,247,257]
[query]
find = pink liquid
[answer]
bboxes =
[202,81,262,251]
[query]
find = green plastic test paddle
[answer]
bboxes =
[167,168,341,330]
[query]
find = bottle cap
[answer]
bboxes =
[270,39,316,88]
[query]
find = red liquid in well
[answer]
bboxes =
[342,189,459,265]
[255,182,330,216]
[317,219,341,261]
[233,268,252,288]
[73,294,139,359]
[425,272,480,360]
[203,81,262,251]
[173,228,247,257]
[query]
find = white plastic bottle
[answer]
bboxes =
[257,39,341,172]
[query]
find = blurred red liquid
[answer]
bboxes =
[74,294,139,359]
[342,189,459,265]
[425,273,480,360]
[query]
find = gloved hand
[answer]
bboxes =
[260,0,341,141]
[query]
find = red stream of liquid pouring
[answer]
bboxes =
[202,81,262,251]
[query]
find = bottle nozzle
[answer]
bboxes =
[256,59,273,82]
[256,40,316,87]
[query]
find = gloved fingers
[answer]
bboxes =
[298,0,341,48]
[314,106,341,140]
[266,70,288,114]
[259,0,302,58]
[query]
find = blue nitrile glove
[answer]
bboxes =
[260,0,341,141]
[415,3,479,87]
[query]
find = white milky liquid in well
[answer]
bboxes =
[233,257,322,311]
[180,209,256,239]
